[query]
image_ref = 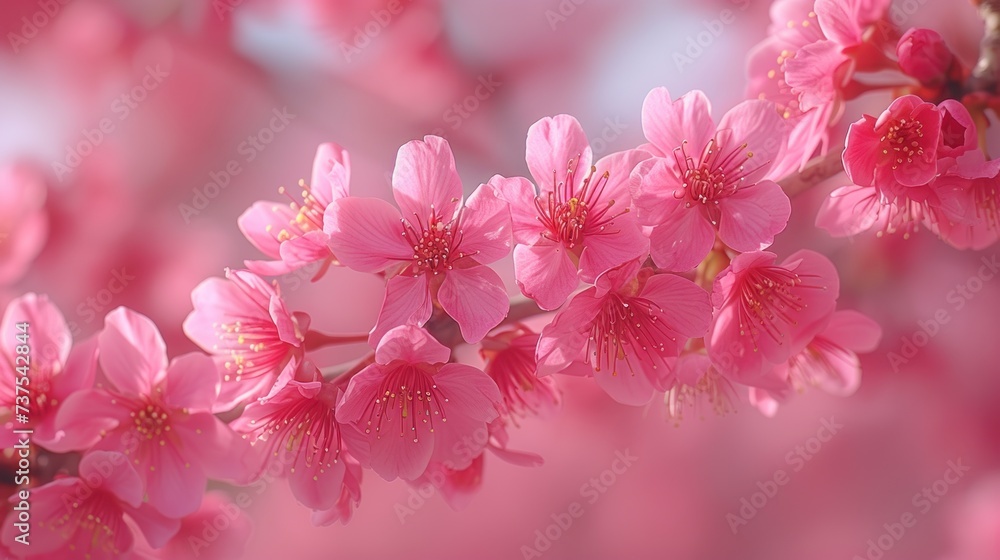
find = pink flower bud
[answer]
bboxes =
[897,28,953,84]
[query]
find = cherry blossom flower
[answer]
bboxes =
[748,309,882,416]
[56,307,246,518]
[492,115,651,310]
[842,94,942,189]
[238,143,350,279]
[183,268,307,410]
[630,88,790,271]
[479,326,560,421]
[336,325,502,481]
[536,260,712,406]
[231,363,366,523]
[707,250,840,389]
[746,0,892,177]
[132,492,253,560]
[0,294,97,452]
[0,451,179,559]
[664,353,739,425]
[325,136,512,344]
[0,164,48,286]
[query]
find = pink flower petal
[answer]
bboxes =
[629,157,683,227]
[647,205,715,272]
[641,87,715,156]
[594,362,660,406]
[717,99,787,181]
[392,136,463,222]
[145,441,207,518]
[438,267,510,344]
[99,307,168,395]
[489,174,544,244]
[513,243,579,311]
[311,142,351,203]
[368,274,433,347]
[79,451,144,508]
[279,230,332,268]
[455,183,512,265]
[843,115,880,187]
[324,197,411,273]
[237,201,292,259]
[578,215,649,282]
[162,353,220,412]
[822,309,882,353]
[375,325,451,365]
[717,180,791,252]
[536,290,603,375]
[640,274,712,340]
[526,115,593,190]
[52,389,128,452]
[815,185,883,237]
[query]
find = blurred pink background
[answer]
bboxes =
[3,0,1000,558]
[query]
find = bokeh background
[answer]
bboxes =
[2,0,1000,558]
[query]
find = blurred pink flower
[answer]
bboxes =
[336,325,502,481]
[0,164,48,286]
[231,364,366,523]
[665,353,738,424]
[183,269,307,410]
[0,451,178,559]
[238,143,350,279]
[536,260,712,406]
[749,309,882,416]
[132,492,253,560]
[309,458,363,526]
[56,307,245,518]
[630,88,790,271]
[936,152,1000,250]
[325,136,512,344]
[0,294,96,451]
[479,326,560,421]
[843,95,943,188]
[492,115,651,309]
[707,250,840,390]
[897,28,954,85]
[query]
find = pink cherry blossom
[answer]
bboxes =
[630,88,791,271]
[707,250,840,389]
[131,492,253,560]
[0,451,179,560]
[479,326,560,421]
[748,310,882,417]
[492,115,651,310]
[56,307,246,518]
[536,260,712,406]
[0,164,49,286]
[231,363,366,523]
[183,268,307,410]
[664,353,738,425]
[335,325,502,481]
[897,28,954,85]
[842,95,942,189]
[0,293,96,452]
[935,152,1000,250]
[238,143,350,279]
[309,458,363,526]
[324,135,512,344]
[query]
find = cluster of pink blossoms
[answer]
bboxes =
[8,0,1000,556]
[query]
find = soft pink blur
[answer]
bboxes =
[3,0,1000,559]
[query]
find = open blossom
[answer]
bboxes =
[238,143,349,278]
[1,451,179,560]
[56,307,246,518]
[843,94,943,189]
[0,294,97,451]
[336,325,502,481]
[479,326,560,421]
[749,310,882,416]
[935,152,1000,250]
[492,115,651,310]
[707,250,840,389]
[536,259,712,406]
[746,0,891,177]
[231,363,366,523]
[630,88,791,271]
[664,353,739,425]
[325,135,511,344]
[183,268,307,410]
[0,164,48,286]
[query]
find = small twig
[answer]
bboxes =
[970,0,1000,93]
[778,148,845,196]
